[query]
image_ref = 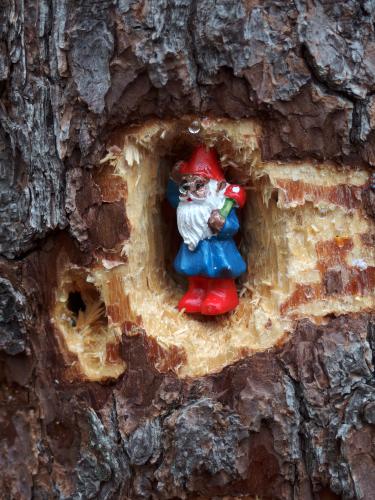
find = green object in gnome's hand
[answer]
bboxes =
[219,198,235,219]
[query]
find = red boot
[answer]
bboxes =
[178,277,209,313]
[201,278,239,315]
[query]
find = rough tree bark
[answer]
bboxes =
[1,1,375,499]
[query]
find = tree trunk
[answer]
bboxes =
[1,1,375,499]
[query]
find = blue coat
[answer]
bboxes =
[167,180,246,278]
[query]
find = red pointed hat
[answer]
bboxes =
[178,145,225,181]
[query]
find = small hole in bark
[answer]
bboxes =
[53,267,125,381]
[67,291,86,316]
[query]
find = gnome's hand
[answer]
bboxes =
[170,161,187,183]
[208,209,225,233]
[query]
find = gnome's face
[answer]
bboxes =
[178,175,209,201]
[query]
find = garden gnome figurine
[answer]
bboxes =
[167,145,246,315]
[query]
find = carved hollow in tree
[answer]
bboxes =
[52,117,374,380]
[53,266,125,381]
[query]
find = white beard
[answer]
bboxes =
[177,180,227,251]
